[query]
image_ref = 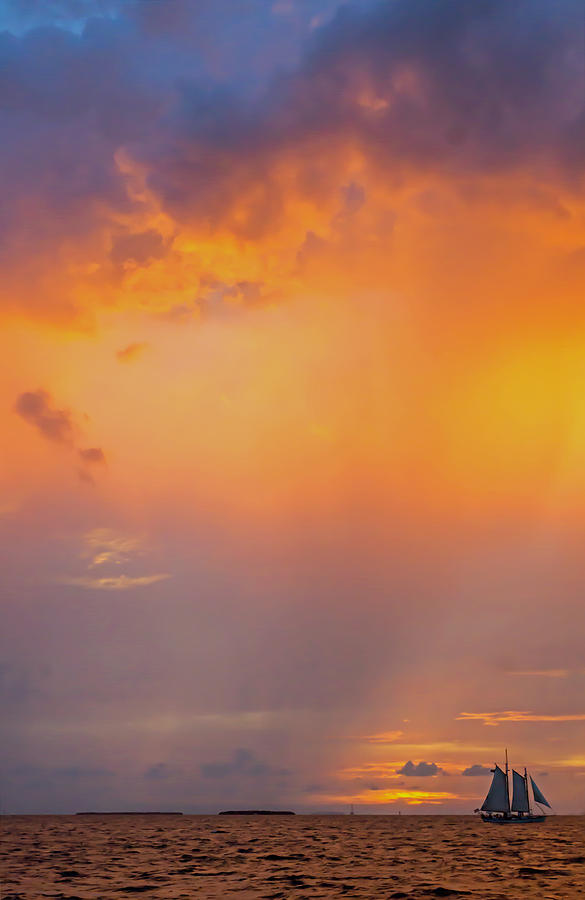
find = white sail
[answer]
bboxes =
[481,765,509,812]
[511,770,529,812]
[530,776,551,809]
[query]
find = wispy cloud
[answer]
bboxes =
[58,573,171,591]
[82,528,144,569]
[557,757,585,768]
[339,763,408,779]
[457,711,585,726]
[355,741,495,755]
[507,669,569,678]
[57,528,170,590]
[116,342,149,363]
[360,729,404,744]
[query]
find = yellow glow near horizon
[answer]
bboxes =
[315,790,462,806]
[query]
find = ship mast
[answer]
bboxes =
[524,767,531,815]
[505,748,510,814]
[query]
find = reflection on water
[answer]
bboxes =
[2,814,584,898]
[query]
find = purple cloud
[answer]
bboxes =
[397,760,443,777]
[461,764,492,776]
[78,447,106,465]
[14,390,74,444]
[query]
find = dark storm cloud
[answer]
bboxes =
[305,0,582,152]
[14,390,75,444]
[0,0,335,252]
[461,764,492,776]
[0,14,165,318]
[397,760,443,777]
[1,0,582,320]
[144,0,584,229]
[201,748,290,780]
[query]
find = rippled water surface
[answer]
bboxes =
[2,814,584,899]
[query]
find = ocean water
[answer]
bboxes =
[2,814,584,899]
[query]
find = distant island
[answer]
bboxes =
[76,811,183,816]
[219,810,295,815]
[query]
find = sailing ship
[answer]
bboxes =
[477,750,552,824]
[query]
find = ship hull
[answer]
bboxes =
[481,814,546,824]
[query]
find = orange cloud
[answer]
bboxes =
[82,528,144,569]
[1,0,582,344]
[78,448,106,465]
[116,342,149,363]
[360,730,404,744]
[507,669,569,678]
[58,574,171,591]
[457,711,585,726]
[339,763,408,778]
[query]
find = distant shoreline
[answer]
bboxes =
[2,812,581,817]
[219,810,295,816]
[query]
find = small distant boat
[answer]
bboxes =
[476,749,552,824]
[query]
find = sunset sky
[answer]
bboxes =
[2,0,585,815]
